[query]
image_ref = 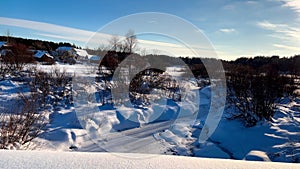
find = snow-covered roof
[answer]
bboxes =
[74,48,89,57]
[56,46,73,52]
[56,47,90,58]
[34,50,53,59]
[0,41,6,48]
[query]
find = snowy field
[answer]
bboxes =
[0,62,299,164]
[0,150,298,169]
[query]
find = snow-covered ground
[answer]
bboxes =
[0,150,298,169]
[0,62,299,164]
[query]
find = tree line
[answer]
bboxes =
[0,36,77,52]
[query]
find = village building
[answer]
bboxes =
[55,46,101,64]
[33,50,55,64]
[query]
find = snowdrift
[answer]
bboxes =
[0,151,298,169]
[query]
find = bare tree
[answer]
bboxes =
[124,30,137,54]
[5,29,11,43]
[140,48,147,56]
[152,49,160,55]
[108,35,120,52]
[107,30,138,53]
[97,43,108,52]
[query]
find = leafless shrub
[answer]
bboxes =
[29,67,73,108]
[0,93,46,149]
[50,68,70,87]
[226,65,292,127]
[129,68,181,106]
[0,60,26,80]
[0,62,9,80]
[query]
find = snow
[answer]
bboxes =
[193,142,231,159]
[88,55,101,61]
[0,41,6,48]
[201,98,300,162]
[34,50,54,59]
[0,80,26,111]
[74,48,89,57]
[244,150,271,161]
[0,150,298,169]
[0,79,18,91]
[55,47,100,60]
[56,46,73,52]
[165,66,186,77]
[35,63,97,75]
[0,62,299,164]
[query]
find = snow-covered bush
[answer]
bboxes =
[29,68,73,108]
[129,68,181,106]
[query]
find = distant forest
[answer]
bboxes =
[0,36,77,51]
[183,55,300,78]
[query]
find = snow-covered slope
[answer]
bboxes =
[0,151,298,169]
[1,63,299,163]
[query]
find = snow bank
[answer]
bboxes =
[0,151,298,169]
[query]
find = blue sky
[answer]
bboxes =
[0,0,299,60]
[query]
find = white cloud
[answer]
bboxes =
[36,33,91,43]
[0,17,215,57]
[257,21,279,29]
[219,28,237,33]
[257,20,300,55]
[0,17,94,40]
[273,44,300,52]
[282,0,300,13]
[246,1,259,5]
[257,20,300,41]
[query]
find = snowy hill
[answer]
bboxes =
[0,62,299,163]
[0,151,298,169]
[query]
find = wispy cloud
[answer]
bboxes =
[0,17,215,57]
[257,20,300,54]
[245,1,259,5]
[273,44,300,52]
[257,20,300,40]
[0,17,95,42]
[282,0,300,14]
[219,28,237,34]
[222,4,235,10]
[36,33,92,43]
[257,21,279,29]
